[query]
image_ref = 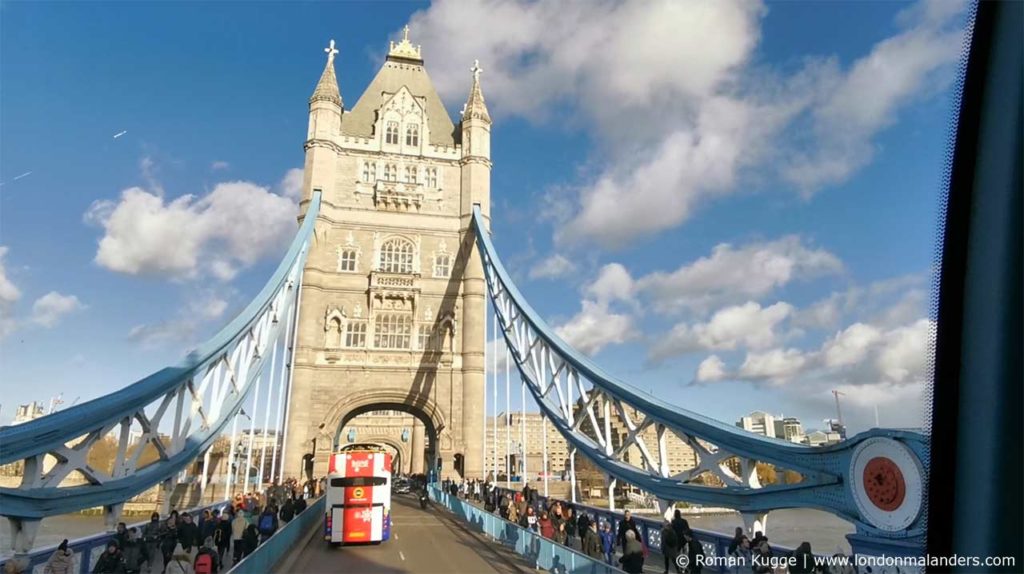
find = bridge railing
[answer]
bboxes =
[226,496,325,574]
[486,485,809,574]
[0,499,229,574]
[429,484,627,574]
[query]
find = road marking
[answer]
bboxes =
[399,551,406,561]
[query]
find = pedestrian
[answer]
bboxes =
[200,510,218,544]
[43,539,73,574]
[507,500,519,524]
[193,537,220,574]
[519,505,538,532]
[564,507,576,547]
[160,517,179,570]
[214,513,231,563]
[683,530,705,574]
[671,510,690,546]
[163,544,193,574]
[582,522,603,560]
[789,541,815,574]
[294,494,307,514]
[659,520,681,574]
[92,541,126,574]
[121,528,144,574]
[114,523,129,549]
[618,530,644,574]
[242,524,260,557]
[752,535,772,574]
[231,512,247,563]
[599,522,616,565]
[576,511,591,547]
[178,514,200,553]
[733,536,752,574]
[279,497,295,524]
[538,511,554,539]
[553,522,567,546]
[257,506,279,542]
[727,526,743,558]
[617,510,640,551]
[141,512,162,573]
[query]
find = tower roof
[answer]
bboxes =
[342,28,456,145]
[310,39,342,107]
[461,60,491,123]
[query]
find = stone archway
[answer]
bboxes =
[313,389,455,478]
[339,438,409,473]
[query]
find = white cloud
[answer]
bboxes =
[211,161,230,171]
[637,237,842,314]
[528,254,577,280]
[651,301,794,361]
[30,292,84,327]
[694,355,728,383]
[128,289,232,348]
[278,168,304,200]
[875,318,932,383]
[584,263,634,305]
[0,246,20,304]
[0,246,19,338]
[86,179,297,281]
[408,0,966,248]
[554,300,637,355]
[822,322,883,368]
[737,348,810,382]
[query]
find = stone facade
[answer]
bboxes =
[284,32,491,481]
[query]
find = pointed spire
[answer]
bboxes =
[462,59,490,123]
[310,39,342,107]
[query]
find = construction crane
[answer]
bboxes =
[831,389,845,426]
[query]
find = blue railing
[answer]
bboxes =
[0,499,229,574]
[429,485,627,574]
[487,486,805,574]
[226,496,325,574]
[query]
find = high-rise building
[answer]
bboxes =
[773,417,804,443]
[736,411,777,438]
[12,402,45,425]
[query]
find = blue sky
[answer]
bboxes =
[0,0,969,433]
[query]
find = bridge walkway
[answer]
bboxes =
[283,493,534,574]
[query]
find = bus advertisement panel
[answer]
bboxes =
[324,450,392,545]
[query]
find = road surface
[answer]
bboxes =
[283,494,532,573]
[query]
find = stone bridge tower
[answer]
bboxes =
[283,31,490,482]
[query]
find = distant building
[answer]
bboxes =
[12,402,45,425]
[737,411,777,438]
[773,417,805,443]
[802,430,842,446]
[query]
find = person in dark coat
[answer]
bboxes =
[92,541,126,574]
[671,509,690,545]
[141,512,163,572]
[294,495,307,514]
[727,526,744,557]
[576,511,591,546]
[242,524,260,556]
[178,513,201,552]
[683,530,705,574]
[214,513,232,562]
[618,530,645,574]
[616,510,641,551]
[278,498,295,523]
[582,521,603,560]
[160,516,179,569]
[789,541,815,574]
[660,520,681,574]
[121,528,145,574]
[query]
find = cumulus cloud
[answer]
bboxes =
[650,301,793,361]
[86,179,297,281]
[0,246,20,338]
[408,0,967,247]
[278,168,304,201]
[129,289,232,348]
[528,254,577,280]
[211,161,230,171]
[30,292,84,327]
[694,355,728,384]
[584,263,634,305]
[554,300,637,355]
[636,236,842,314]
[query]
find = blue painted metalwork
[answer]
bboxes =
[429,484,626,573]
[227,496,325,574]
[0,499,230,574]
[0,194,321,521]
[471,206,928,543]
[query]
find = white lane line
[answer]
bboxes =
[399,551,406,561]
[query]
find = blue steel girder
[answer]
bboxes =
[0,194,321,519]
[471,206,928,540]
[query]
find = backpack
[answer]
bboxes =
[258,513,275,534]
[194,551,213,574]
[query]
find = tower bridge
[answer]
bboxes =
[2,16,1016,572]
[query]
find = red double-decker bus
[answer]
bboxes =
[324,450,392,545]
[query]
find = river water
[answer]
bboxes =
[2,507,854,560]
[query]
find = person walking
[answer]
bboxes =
[671,510,690,547]
[659,521,681,574]
[92,541,126,574]
[582,522,603,561]
[214,514,231,564]
[616,511,640,552]
[230,512,247,564]
[163,544,193,574]
[278,498,295,524]
[599,522,616,566]
[257,506,279,543]
[618,530,645,574]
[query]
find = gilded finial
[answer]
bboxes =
[388,24,423,62]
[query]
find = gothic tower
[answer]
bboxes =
[285,30,491,481]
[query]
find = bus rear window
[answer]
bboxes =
[330,477,387,487]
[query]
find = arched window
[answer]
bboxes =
[405,124,419,147]
[386,164,398,182]
[405,165,417,184]
[345,322,367,348]
[385,122,399,145]
[379,238,415,274]
[374,314,412,349]
[361,162,376,183]
[338,249,358,272]
[426,168,438,188]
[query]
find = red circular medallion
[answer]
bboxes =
[863,457,906,511]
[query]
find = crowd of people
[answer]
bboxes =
[440,478,828,574]
[41,478,312,574]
